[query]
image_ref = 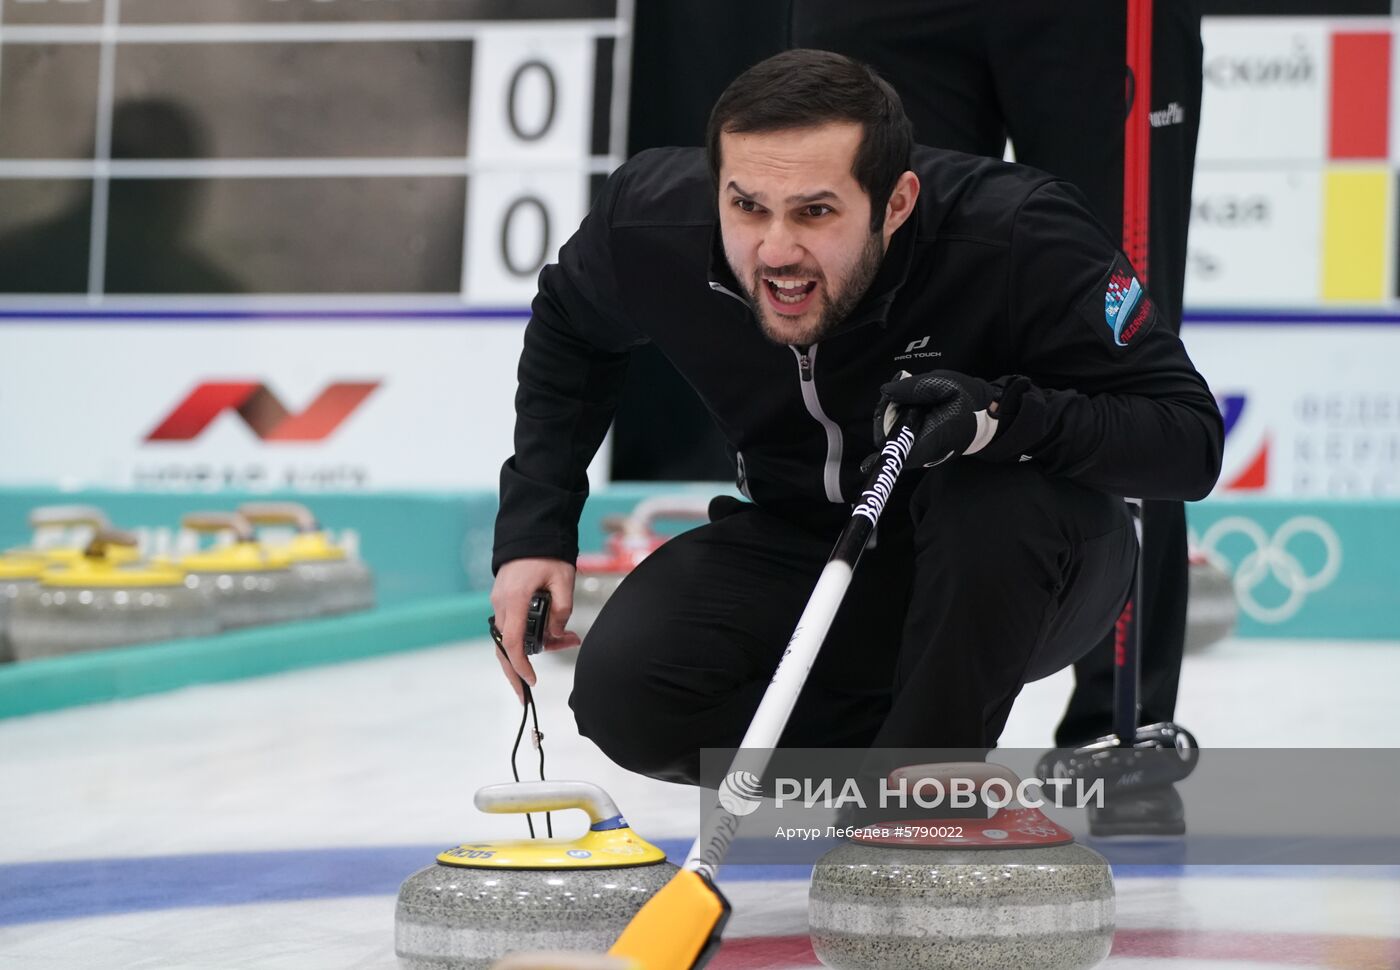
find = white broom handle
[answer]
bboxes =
[683,417,918,877]
[684,561,854,873]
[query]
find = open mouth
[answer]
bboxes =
[762,277,818,312]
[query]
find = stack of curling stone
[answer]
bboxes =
[7,530,218,660]
[0,506,116,662]
[0,552,45,662]
[9,505,140,580]
[15,505,127,565]
[179,512,318,629]
[572,496,712,641]
[396,781,677,969]
[1185,546,1238,651]
[238,502,374,615]
[810,762,1115,970]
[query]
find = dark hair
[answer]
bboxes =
[706,49,914,232]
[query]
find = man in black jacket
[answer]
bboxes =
[490,50,1221,786]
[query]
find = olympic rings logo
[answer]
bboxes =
[1194,516,1342,624]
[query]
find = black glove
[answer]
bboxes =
[870,370,1001,470]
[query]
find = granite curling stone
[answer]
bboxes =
[396,781,678,970]
[7,530,218,660]
[238,502,375,616]
[488,953,637,970]
[1185,548,1237,651]
[571,497,711,642]
[809,763,1115,970]
[0,553,45,662]
[179,512,317,628]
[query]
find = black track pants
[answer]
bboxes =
[570,462,1136,786]
[790,0,1203,745]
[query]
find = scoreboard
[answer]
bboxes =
[0,0,632,491]
[0,0,628,303]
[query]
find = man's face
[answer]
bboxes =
[718,122,883,347]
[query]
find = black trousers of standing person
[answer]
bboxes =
[570,461,1137,787]
[790,0,1203,746]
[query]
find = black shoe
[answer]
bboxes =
[1088,783,1185,837]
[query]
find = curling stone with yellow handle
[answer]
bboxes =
[26,504,108,542]
[238,502,374,615]
[179,512,318,629]
[10,505,138,566]
[809,762,1115,970]
[395,781,679,970]
[0,553,46,662]
[7,531,218,660]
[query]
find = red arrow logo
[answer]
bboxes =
[145,381,380,442]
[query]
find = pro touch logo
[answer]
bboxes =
[895,335,943,363]
[146,381,380,442]
[717,770,764,817]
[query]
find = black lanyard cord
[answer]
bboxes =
[490,616,553,839]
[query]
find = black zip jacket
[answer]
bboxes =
[493,146,1223,572]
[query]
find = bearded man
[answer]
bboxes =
[488,49,1222,786]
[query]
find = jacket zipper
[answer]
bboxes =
[708,281,749,306]
[709,282,845,503]
[791,345,844,503]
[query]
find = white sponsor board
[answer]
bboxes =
[0,319,614,491]
[1186,168,1323,307]
[1187,324,1400,498]
[1198,19,1329,164]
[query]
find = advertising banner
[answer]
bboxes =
[0,320,534,490]
[1187,324,1400,497]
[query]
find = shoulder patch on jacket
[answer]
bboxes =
[1080,253,1158,351]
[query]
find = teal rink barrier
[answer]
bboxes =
[0,489,501,606]
[1185,501,1400,641]
[0,485,719,719]
[0,488,1395,718]
[0,594,491,720]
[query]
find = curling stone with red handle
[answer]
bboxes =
[809,762,1115,970]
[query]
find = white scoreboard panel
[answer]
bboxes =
[0,0,631,490]
[1188,15,1396,308]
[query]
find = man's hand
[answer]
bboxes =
[872,370,1001,469]
[490,558,581,703]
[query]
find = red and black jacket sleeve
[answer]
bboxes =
[492,169,646,574]
[976,180,1224,501]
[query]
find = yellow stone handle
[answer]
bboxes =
[181,511,255,543]
[474,781,623,826]
[84,528,138,557]
[238,502,319,532]
[28,505,110,530]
